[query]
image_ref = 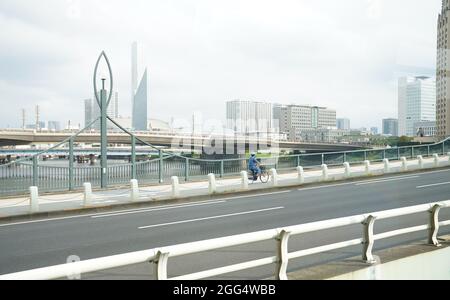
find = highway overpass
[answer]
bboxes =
[0,130,365,152]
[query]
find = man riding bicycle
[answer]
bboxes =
[248,152,261,181]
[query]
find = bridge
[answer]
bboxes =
[0,154,449,280]
[0,130,364,152]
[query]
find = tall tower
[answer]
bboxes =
[131,42,138,109]
[132,69,148,131]
[21,109,26,129]
[437,0,450,138]
[35,105,40,130]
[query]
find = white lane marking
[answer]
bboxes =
[92,200,227,218]
[298,182,355,191]
[0,199,230,228]
[355,176,420,186]
[138,207,285,229]
[417,182,450,189]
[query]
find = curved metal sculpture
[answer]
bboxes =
[93,51,114,108]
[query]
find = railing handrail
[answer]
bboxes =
[1,199,449,280]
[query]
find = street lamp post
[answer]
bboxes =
[94,51,113,189]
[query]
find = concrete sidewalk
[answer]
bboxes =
[0,155,449,219]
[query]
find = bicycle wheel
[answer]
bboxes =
[260,172,270,183]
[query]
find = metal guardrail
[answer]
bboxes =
[1,136,450,197]
[1,200,449,280]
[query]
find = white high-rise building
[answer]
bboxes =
[226,100,273,136]
[274,104,336,141]
[398,76,436,137]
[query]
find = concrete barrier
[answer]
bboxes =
[383,159,390,174]
[208,174,217,195]
[297,166,305,184]
[271,169,279,187]
[241,171,249,190]
[434,154,440,167]
[364,160,371,175]
[83,183,93,207]
[401,157,408,172]
[130,179,139,202]
[344,162,351,178]
[418,156,424,169]
[171,176,180,198]
[322,164,329,181]
[29,186,39,213]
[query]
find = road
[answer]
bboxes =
[1,168,450,280]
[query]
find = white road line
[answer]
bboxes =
[417,182,450,189]
[0,199,229,228]
[138,207,284,229]
[355,176,420,186]
[298,182,355,191]
[92,200,227,219]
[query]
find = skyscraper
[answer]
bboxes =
[133,69,148,131]
[437,0,450,138]
[336,118,351,130]
[398,76,436,137]
[382,118,399,136]
[131,41,138,108]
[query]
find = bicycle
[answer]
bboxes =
[248,165,270,184]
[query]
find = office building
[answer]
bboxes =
[414,121,436,137]
[132,69,148,131]
[437,0,450,137]
[48,121,61,131]
[382,118,399,136]
[275,105,336,141]
[226,100,273,135]
[398,76,436,137]
[337,118,351,130]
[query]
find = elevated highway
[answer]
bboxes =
[0,130,365,152]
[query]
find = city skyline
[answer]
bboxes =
[0,0,441,131]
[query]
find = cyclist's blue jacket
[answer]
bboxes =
[248,156,258,170]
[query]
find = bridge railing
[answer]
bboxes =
[1,200,449,280]
[1,136,450,197]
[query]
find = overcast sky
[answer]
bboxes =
[0,0,442,130]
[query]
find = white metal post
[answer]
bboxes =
[29,186,39,213]
[208,174,217,195]
[383,159,390,174]
[275,230,291,280]
[433,154,439,168]
[130,179,139,202]
[171,176,180,198]
[321,164,329,181]
[364,160,371,176]
[418,155,424,169]
[297,166,305,184]
[83,183,93,207]
[271,169,279,187]
[241,171,249,190]
[344,162,351,178]
[401,157,408,172]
